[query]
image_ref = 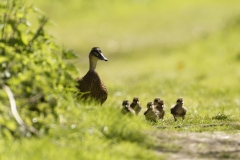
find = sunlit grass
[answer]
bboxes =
[1,138,159,160]
[0,99,160,160]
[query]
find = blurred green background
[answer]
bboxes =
[29,0,240,53]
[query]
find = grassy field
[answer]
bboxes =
[1,0,240,159]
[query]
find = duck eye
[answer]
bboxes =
[95,52,99,57]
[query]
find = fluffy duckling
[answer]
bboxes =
[76,47,108,105]
[153,97,161,106]
[130,97,142,115]
[170,98,187,121]
[144,102,159,122]
[155,99,165,120]
[121,100,135,115]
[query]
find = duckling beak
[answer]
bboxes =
[178,102,183,105]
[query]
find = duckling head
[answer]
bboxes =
[146,102,153,109]
[158,100,164,106]
[132,97,140,104]
[89,47,108,70]
[176,98,184,105]
[122,100,129,107]
[153,97,161,105]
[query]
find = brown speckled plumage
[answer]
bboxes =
[76,47,108,105]
[170,98,187,121]
[77,70,108,104]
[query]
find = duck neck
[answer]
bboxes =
[89,56,98,71]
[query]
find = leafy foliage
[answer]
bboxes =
[0,0,78,138]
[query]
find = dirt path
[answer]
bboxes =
[151,131,240,159]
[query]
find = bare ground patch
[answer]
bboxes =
[150,131,240,160]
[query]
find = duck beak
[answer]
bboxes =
[98,53,108,61]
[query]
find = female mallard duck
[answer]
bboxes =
[76,47,108,105]
[170,98,187,121]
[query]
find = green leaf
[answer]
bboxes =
[0,57,8,63]
[62,48,78,59]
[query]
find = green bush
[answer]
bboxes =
[0,0,78,138]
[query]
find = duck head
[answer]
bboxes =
[89,47,108,70]
[90,47,108,61]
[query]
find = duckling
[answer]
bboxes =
[144,102,159,122]
[155,99,165,120]
[76,47,108,105]
[170,98,187,121]
[121,100,135,115]
[153,97,161,106]
[130,97,142,115]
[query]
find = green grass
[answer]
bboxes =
[1,0,240,159]
[0,104,159,160]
